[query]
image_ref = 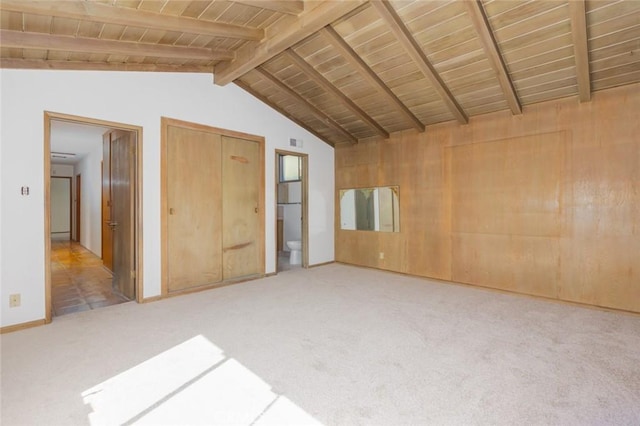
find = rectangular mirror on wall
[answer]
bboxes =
[340,186,400,232]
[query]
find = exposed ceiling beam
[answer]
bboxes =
[0,0,264,41]
[0,59,213,73]
[465,0,522,115]
[0,30,233,61]
[234,79,336,147]
[286,50,390,139]
[370,0,468,124]
[254,67,359,144]
[569,0,591,102]
[233,1,305,16]
[214,0,366,86]
[321,26,425,132]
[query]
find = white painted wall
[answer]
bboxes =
[75,138,103,256]
[51,164,74,177]
[50,177,71,237]
[0,69,335,328]
[50,164,75,240]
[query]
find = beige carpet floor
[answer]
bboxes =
[1,263,639,425]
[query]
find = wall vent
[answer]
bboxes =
[289,138,303,148]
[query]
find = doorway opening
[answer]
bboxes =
[44,112,143,322]
[275,150,308,272]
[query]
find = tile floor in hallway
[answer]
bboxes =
[51,240,130,316]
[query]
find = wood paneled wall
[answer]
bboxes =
[335,83,640,313]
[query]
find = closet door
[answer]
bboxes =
[222,136,261,279]
[167,126,222,292]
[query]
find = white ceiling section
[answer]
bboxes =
[50,120,109,165]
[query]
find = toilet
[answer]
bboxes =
[286,240,302,265]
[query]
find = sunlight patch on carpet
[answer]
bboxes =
[81,335,320,425]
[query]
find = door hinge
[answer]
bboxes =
[131,270,136,279]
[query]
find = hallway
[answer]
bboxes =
[51,240,129,316]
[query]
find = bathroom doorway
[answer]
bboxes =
[275,150,308,272]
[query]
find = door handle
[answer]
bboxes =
[169,208,175,215]
[108,221,118,229]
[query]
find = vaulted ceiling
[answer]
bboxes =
[2,0,639,146]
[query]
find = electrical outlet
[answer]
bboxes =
[379,252,384,260]
[9,294,21,308]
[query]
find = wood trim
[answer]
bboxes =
[465,0,522,115]
[214,0,366,85]
[569,0,591,102]
[255,67,359,144]
[0,30,234,62]
[370,0,468,124]
[160,118,169,297]
[140,295,163,304]
[0,319,46,334]
[0,0,263,41]
[161,117,268,143]
[302,155,309,269]
[258,128,266,278]
[233,0,304,15]
[44,111,144,309]
[44,114,52,324]
[274,152,280,272]
[134,128,144,304]
[46,112,144,132]
[161,274,266,299]
[160,117,266,296]
[321,26,425,132]
[286,50,390,139]
[0,59,212,73]
[234,79,335,147]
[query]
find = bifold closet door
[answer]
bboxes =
[222,136,260,279]
[167,126,222,292]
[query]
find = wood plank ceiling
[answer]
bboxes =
[1,0,639,146]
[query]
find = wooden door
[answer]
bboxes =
[167,126,223,292]
[75,174,81,242]
[222,136,260,279]
[101,133,113,271]
[111,130,136,300]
